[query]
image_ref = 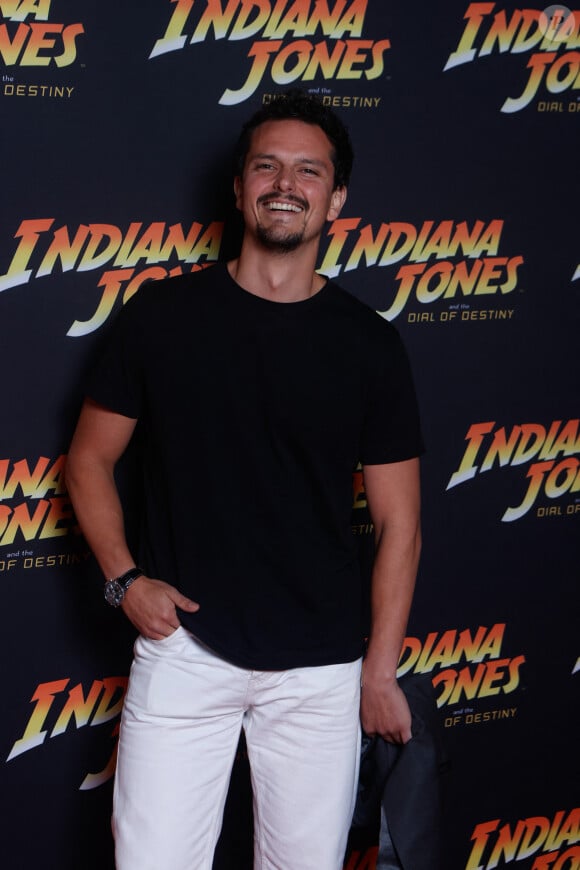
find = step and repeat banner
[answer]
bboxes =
[1,2,578,868]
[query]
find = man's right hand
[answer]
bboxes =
[121,576,200,639]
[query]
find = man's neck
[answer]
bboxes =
[228,240,325,303]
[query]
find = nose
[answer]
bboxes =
[274,166,294,192]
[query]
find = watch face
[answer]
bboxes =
[104,580,124,607]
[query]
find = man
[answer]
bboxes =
[66,90,423,870]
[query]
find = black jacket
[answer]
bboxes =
[351,674,449,870]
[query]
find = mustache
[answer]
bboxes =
[257,192,308,210]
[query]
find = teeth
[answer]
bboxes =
[266,202,302,212]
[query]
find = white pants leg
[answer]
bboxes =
[113,627,361,870]
[113,627,246,870]
[244,659,362,870]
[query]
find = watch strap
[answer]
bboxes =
[113,566,144,591]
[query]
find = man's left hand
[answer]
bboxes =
[360,667,412,744]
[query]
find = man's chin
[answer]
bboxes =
[256,226,304,253]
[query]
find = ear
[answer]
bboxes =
[327,185,347,221]
[234,176,243,211]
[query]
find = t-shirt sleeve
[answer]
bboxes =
[84,293,148,419]
[359,326,424,465]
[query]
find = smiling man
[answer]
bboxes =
[66,90,424,870]
[235,116,345,256]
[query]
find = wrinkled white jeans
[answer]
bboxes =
[113,626,362,870]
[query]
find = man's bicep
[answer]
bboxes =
[362,458,421,534]
[68,398,138,468]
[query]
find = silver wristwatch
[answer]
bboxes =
[104,567,144,607]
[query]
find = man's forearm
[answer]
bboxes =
[362,458,422,679]
[364,523,421,679]
[66,399,139,580]
[66,454,136,580]
[360,517,421,742]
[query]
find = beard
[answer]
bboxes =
[255,222,305,252]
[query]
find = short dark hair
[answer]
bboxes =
[234,89,354,189]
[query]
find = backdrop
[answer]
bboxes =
[1,2,578,868]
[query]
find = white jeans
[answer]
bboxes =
[113,627,362,870]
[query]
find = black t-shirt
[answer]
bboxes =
[87,264,423,669]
